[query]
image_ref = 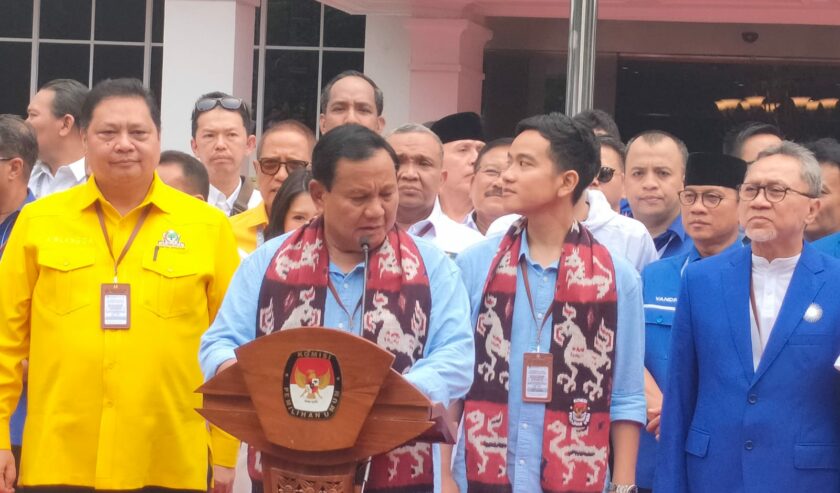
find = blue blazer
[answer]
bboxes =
[655,243,840,493]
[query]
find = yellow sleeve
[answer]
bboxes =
[207,213,242,467]
[209,424,239,468]
[208,216,240,321]
[0,209,36,449]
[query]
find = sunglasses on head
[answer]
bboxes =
[597,166,616,183]
[194,97,245,113]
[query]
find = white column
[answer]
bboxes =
[363,15,412,131]
[160,0,259,152]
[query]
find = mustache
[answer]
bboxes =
[484,187,503,198]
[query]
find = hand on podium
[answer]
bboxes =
[0,449,15,493]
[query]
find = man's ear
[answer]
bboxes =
[556,169,580,200]
[58,114,76,137]
[309,179,327,211]
[376,116,385,134]
[246,134,257,154]
[190,138,199,157]
[318,114,327,136]
[5,158,24,181]
[804,197,821,226]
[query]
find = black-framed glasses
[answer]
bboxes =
[597,166,616,184]
[678,190,726,208]
[194,97,244,113]
[256,158,309,176]
[737,183,816,203]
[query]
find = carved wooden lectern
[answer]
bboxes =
[198,327,456,493]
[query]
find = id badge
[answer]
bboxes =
[101,283,130,329]
[522,352,553,403]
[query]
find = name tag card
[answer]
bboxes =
[101,284,130,330]
[522,352,553,403]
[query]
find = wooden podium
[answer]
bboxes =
[198,327,456,492]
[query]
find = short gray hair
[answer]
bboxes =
[0,114,38,180]
[755,141,822,197]
[388,123,444,161]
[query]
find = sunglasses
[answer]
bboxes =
[256,158,309,176]
[194,97,245,113]
[597,166,616,184]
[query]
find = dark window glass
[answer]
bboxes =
[262,50,318,130]
[321,51,364,86]
[41,0,91,40]
[0,1,33,38]
[152,0,164,43]
[151,47,163,105]
[265,0,320,47]
[38,43,90,88]
[95,0,145,42]
[92,45,144,84]
[254,6,261,45]
[323,6,365,48]
[0,42,32,115]
[252,48,259,119]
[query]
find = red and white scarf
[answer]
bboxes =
[251,216,434,492]
[464,218,617,493]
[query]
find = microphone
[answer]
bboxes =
[358,235,372,491]
[359,236,370,331]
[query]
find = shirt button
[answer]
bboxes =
[104,400,113,408]
[748,394,758,404]
[343,283,349,289]
[744,440,754,450]
[656,316,664,323]
[338,323,344,329]
[522,423,528,430]
[518,459,525,465]
[537,313,543,319]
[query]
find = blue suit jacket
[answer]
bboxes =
[655,243,840,493]
[813,231,840,259]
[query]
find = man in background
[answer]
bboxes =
[158,150,210,201]
[430,112,485,224]
[26,79,88,198]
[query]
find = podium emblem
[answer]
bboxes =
[283,350,342,419]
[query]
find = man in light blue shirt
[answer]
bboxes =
[452,113,645,493]
[200,123,474,492]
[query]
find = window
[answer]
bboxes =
[0,0,164,115]
[253,0,366,136]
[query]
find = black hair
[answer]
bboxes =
[312,124,398,191]
[319,70,384,116]
[804,138,840,169]
[573,109,622,141]
[474,137,513,173]
[265,168,313,241]
[40,78,89,128]
[191,90,252,137]
[158,150,210,199]
[596,134,626,170]
[514,112,599,202]
[722,121,783,159]
[80,78,160,131]
[0,114,38,179]
[258,119,316,157]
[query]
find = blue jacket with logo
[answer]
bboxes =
[637,240,742,488]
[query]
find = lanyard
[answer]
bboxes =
[326,278,363,330]
[95,202,152,283]
[520,258,556,353]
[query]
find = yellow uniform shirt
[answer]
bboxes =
[229,201,268,257]
[0,174,239,490]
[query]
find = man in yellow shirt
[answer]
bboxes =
[230,120,314,257]
[0,78,239,492]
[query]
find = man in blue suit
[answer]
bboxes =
[655,141,840,492]
[637,152,746,492]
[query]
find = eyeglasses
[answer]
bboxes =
[256,158,309,176]
[737,183,816,203]
[678,190,726,208]
[194,97,245,113]
[597,166,617,184]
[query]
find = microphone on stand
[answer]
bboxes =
[358,235,372,491]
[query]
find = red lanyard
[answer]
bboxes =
[95,202,151,283]
[520,258,556,352]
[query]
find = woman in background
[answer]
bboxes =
[265,168,317,240]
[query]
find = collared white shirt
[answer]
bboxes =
[484,190,658,272]
[208,178,262,217]
[750,252,800,369]
[407,200,484,255]
[28,157,86,199]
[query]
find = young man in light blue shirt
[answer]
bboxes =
[453,112,645,493]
